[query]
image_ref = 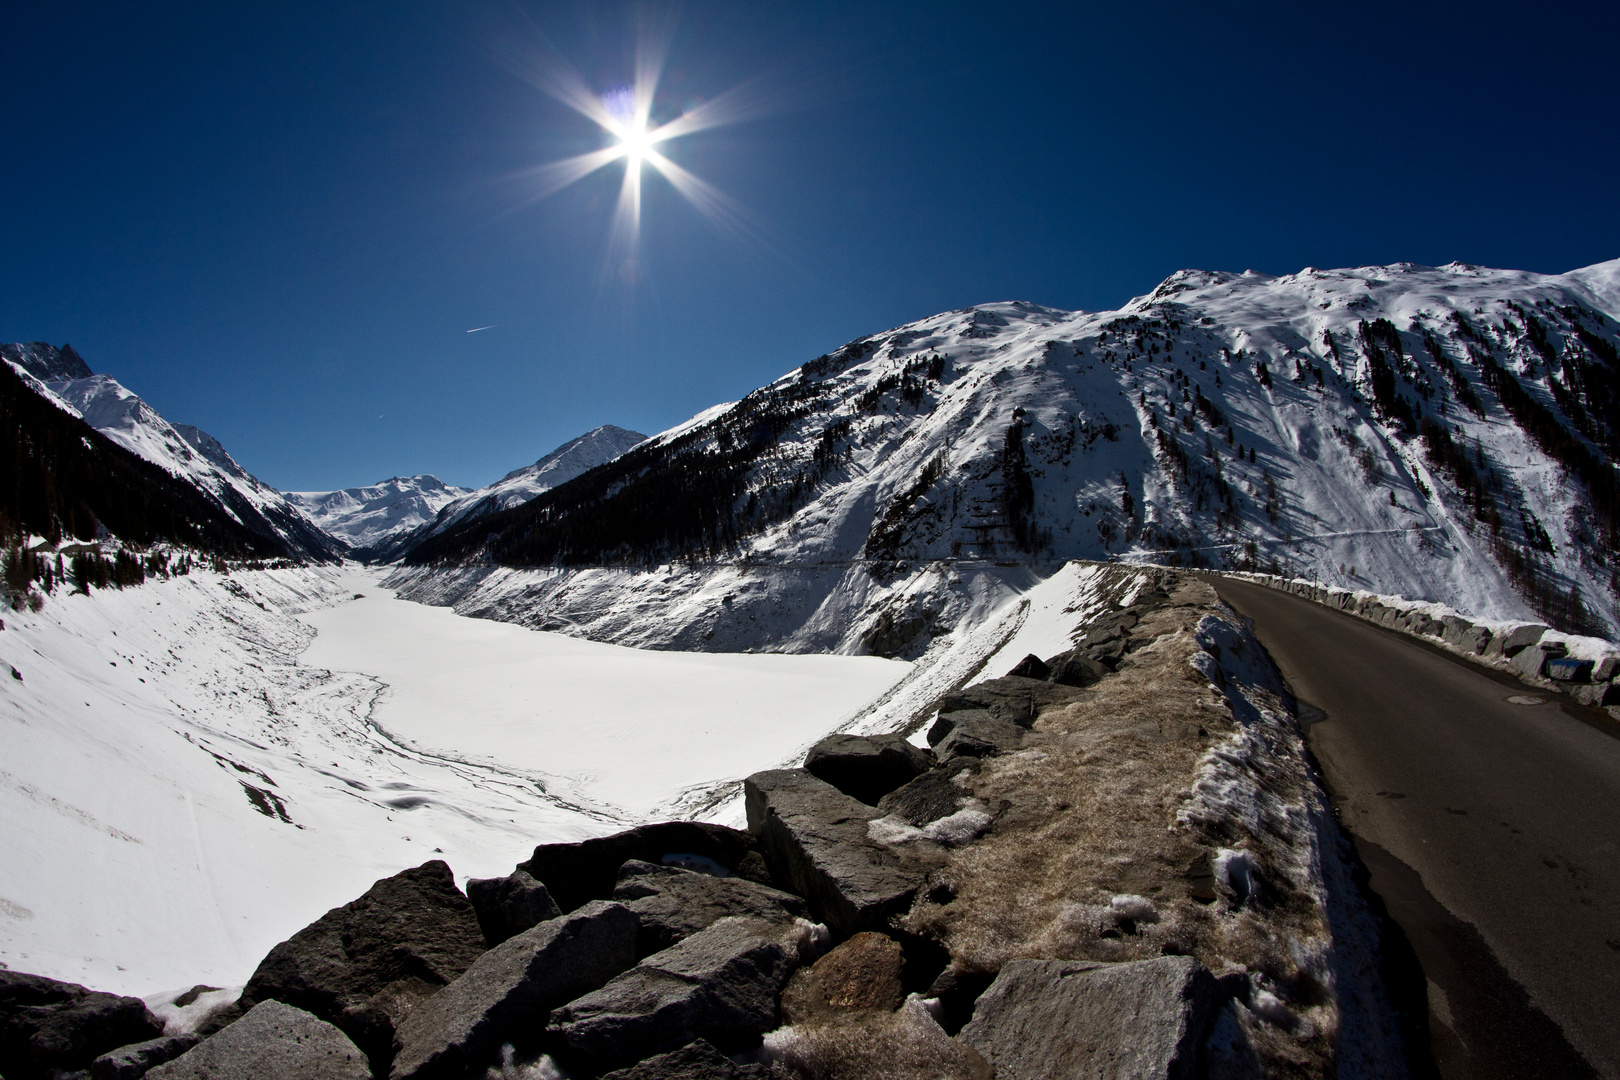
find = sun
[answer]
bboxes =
[615,119,658,169]
[507,29,764,276]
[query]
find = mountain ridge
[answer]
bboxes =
[390,256,1620,653]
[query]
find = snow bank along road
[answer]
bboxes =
[0,566,907,998]
[1211,576,1620,1080]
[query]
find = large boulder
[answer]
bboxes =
[1440,616,1489,654]
[1511,641,1566,679]
[744,769,922,936]
[803,733,934,805]
[0,970,164,1080]
[925,710,1028,758]
[613,860,807,956]
[959,957,1218,1080]
[388,900,639,1080]
[550,916,804,1072]
[466,869,561,947]
[518,822,774,913]
[780,932,904,1023]
[597,1038,759,1079]
[1486,623,1548,658]
[1004,654,1051,680]
[1046,651,1110,688]
[239,859,486,1072]
[933,676,1085,726]
[91,1034,200,1080]
[875,763,979,827]
[145,1000,369,1080]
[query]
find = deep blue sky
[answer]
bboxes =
[4,2,1616,491]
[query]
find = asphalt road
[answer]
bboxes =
[1209,576,1620,1080]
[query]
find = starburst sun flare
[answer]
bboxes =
[507,30,765,279]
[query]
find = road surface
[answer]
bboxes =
[1210,576,1620,1080]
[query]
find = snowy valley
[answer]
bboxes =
[3,254,1619,1078]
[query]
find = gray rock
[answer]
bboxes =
[467,870,561,947]
[875,764,979,827]
[518,822,774,913]
[1440,616,1490,654]
[240,859,486,1072]
[926,710,1027,758]
[933,676,1086,726]
[1570,681,1620,708]
[959,956,1218,1080]
[1544,656,1594,682]
[1487,623,1549,658]
[90,1034,199,1080]
[803,733,934,806]
[145,1000,368,1080]
[389,900,637,1079]
[613,860,806,955]
[744,769,918,935]
[0,970,165,1080]
[550,916,801,1071]
[1004,654,1051,680]
[1083,637,1127,667]
[597,1038,751,1079]
[1594,657,1620,683]
[1046,651,1110,688]
[1511,641,1566,678]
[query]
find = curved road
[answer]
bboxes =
[1210,577,1620,1080]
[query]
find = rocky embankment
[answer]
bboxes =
[0,572,1414,1079]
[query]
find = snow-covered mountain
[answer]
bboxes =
[366,424,646,561]
[392,258,1620,652]
[283,475,471,552]
[435,424,647,525]
[1,343,343,562]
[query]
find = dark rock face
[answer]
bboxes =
[1046,651,1110,688]
[959,957,1219,1080]
[613,860,807,956]
[145,1000,369,1080]
[875,762,978,827]
[803,733,934,805]
[90,1034,200,1080]
[518,822,774,913]
[744,769,921,936]
[388,901,639,1080]
[550,916,802,1071]
[0,970,165,1080]
[780,932,904,1023]
[1004,654,1050,680]
[239,860,486,1072]
[466,869,561,947]
[925,709,1027,758]
[597,1038,756,1080]
[933,676,1085,726]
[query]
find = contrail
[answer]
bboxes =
[466,325,497,333]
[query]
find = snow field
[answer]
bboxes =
[0,566,908,997]
[298,573,910,820]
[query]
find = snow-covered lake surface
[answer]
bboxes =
[299,573,911,820]
[0,566,908,997]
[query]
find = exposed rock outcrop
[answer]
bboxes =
[145,1000,369,1080]
[239,859,486,1072]
[0,970,164,1080]
[388,901,639,1080]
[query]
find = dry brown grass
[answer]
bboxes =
[902,577,1338,1077]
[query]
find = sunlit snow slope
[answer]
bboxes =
[0,566,906,996]
[1,342,342,561]
[394,259,1620,651]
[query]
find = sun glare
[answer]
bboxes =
[504,24,770,280]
